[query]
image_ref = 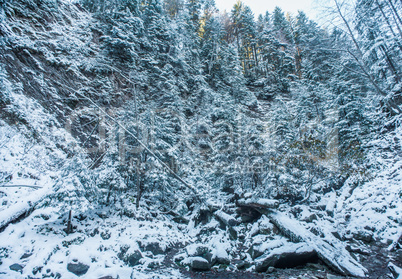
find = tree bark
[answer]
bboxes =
[66,210,72,235]
[387,0,402,28]
[333,0,401,113]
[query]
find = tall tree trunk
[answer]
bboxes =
[66,210,72,234]
[334,0,386,96]
[376,0,402,52]
[387,0,402,38]
[379,44,400,83]
[136,171,142,209]
[387,0,402,27]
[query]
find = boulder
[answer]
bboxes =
[67,262,89,276]
[346,244,370,255]
[301,213,318,223]
[209,247,230,266]
[125,250,142,267]
[100,230,111,240]
[353,230,373,243]
[269,212,368,277]
[248,244,265,260]
[234,259,251,270]
[20,252,33,259]
[186,244,210,258]
[185,256,210,271]
[215,255,230,266]
[9,263,23,273]
[145,242,164,255]
[255,243,317,272]
[267,266,275,273]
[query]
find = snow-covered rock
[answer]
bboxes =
[254,242,316,272]
[67,261,89,276]
[389,262,402,279]
[182,256,210,271]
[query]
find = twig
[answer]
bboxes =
[0,185,42,189]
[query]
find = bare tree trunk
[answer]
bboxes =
[334,0,364,58]
[376,0,398,38]
[333,0,402,113]
[379,44,400,83]
[376,0,402,52]
[66,210,72,234]
[253,45,259,76]
[387,0,402,39]
[334,1,384,95]
[387,0,402,27]
[136,170,142,209]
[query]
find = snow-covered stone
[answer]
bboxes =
[9,263,23,273]
[389,262,402,279]
[183,256,210,271]
[254,242,316,272]
[124,250,143,267]
[67,261,89,276]
[186,244,210,258]
[144,242,165,255]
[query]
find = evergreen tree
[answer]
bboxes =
[272,7,293,44]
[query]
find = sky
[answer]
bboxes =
[214,0,319,19]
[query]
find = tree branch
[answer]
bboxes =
[0,185,42,189]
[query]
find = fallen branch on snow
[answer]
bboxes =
[0,184,42,189]
[214,210,239,227]
[0,188,50,233]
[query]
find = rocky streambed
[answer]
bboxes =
[0,198,401,279]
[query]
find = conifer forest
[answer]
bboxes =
[0,0,402,278]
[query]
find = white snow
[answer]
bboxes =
[389,262,402,279]
[335,161,402,242]
[0,205,191,278]
[271,212,368,277]
[255,242,314,265]
[182,256,208,265]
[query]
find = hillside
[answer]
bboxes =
[0,0,401,278]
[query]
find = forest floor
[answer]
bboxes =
[0,200,400,279]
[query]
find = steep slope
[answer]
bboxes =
[0,0,401,278]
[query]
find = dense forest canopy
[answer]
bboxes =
[70,0,402,205]
[0,0,401,277]
[0,0,401,225]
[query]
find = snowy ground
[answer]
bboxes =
[0,204,191,278]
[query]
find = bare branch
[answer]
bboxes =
[0,185,43,189]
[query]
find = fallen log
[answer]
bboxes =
[166,210,189,224]
[214,210,239,227]
[269,211,367,277]
[237,198,279,209]
[0,189,48,233]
